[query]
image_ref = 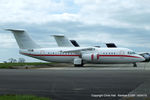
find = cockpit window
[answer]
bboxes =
[132,52,136,54]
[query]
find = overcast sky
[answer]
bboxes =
[0,0,150,62]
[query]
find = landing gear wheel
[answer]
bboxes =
[74,63,84,67]
[133,63,137,67]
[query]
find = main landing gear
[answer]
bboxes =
[74,63,84,67]
[74,58,84,67]
[133,63,137,67]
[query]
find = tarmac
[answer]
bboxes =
[0,63,150,100]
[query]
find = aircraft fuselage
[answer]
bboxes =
[20,47,145,64]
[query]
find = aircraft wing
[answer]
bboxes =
[51,34,74,47]
[137,52,150,54]
[61,47,95,53]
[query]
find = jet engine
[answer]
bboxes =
[140,53,150,62]
[82,53,98,62]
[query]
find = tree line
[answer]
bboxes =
[4,58,26,63]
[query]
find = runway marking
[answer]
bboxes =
[129,81,150,95]
[120,80,150,100]
[72,88,84,91]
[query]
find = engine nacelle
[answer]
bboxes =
[82,53,98,62]
[140,53,150,62]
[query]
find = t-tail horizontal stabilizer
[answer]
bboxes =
[106,43,117,48]
[70,40,80,47]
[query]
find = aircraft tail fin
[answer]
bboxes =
[5,29,41,49]
[51,34,74,47]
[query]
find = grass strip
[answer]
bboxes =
[0,95,51,100]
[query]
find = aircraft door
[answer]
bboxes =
[119,50,125,59]
[40,50,45,54]
[119,50,125,55]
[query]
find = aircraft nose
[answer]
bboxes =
[139,55,145,62]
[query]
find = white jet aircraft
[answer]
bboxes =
[6,29,146,67]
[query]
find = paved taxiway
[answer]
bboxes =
[0,64,150,100]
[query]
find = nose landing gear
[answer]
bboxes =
[133,63,137,67]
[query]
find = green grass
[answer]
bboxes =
[0,95,51,100]
[0,62,52,69]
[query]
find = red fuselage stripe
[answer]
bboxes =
[21,52,80,56]
[21,52,141,58]
[98,55,141,58]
